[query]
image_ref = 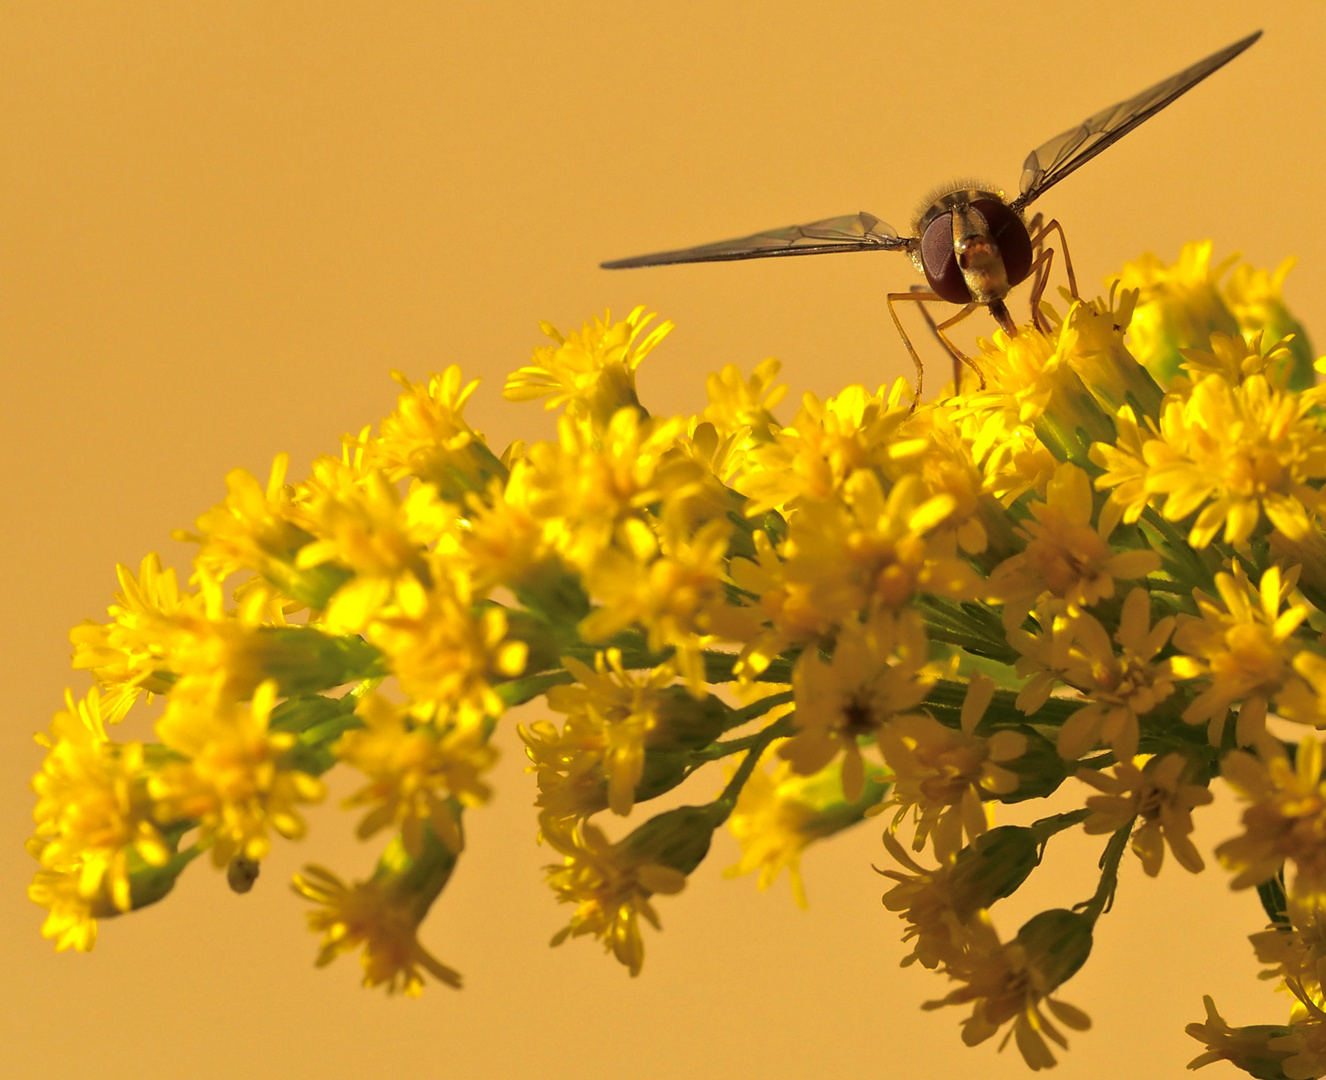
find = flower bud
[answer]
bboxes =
[620,803,728,878]
[948,826,1041,918]
[996,726,1071,802]
[1015,908,1094,992]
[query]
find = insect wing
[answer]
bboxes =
[600,212,909,269]
[1013,30,1261,211]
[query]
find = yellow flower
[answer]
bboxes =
[293,457,457,632]
[367,567,527,725]
[1250,900,1326,1010]
[1185,995,1298,1078]
[724,746,888,907]
[778,470,978,618]
[736,381,911,516]
[151,681,326,867]
[536,651,678,816]
[1087,403,1155,537]
[989,462,1159,631]
[1218,736,1326,904]
[963,310,1117,462]
[781,607,933,801]
[504,307,672,430]
[522,408,701,570]
[27,864,102,953]
[922,908,1092,1071]
[877,830,972,970]
[1172,563,1312,747]
[372,366,506,498]
[1053,589,1178,762]
[542,815,689,977]
[457,465,558,594]
[1224,255,1316,391]
[702,356,786,442]
[1139,373,1326,548]
[1111,240,1241,387]
[728,529,860,680]
[293,864,461,995]
[29,689,171,913]
[68,555,182,722]
[578,509,755,693]
[181,454,310,585]
[890,404,993,555]
[1078,753,1212,876]
[1179,330,1299,388]
[335,694,497,855]
[879,673,1027,861]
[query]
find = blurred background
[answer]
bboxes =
[1,2,1318,1077]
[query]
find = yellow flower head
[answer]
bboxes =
[880,673,1027,861]
[1138,373,1326,548]
[293,457,457,632]
[151,680,326,867]
[1179,330,1299,388]
[457,465,558,593]
[1250,900,1326,1011]
[372,366,505,499]
[702,356,786,443]
[966,314,1116,462]
[1173,563,1312,748]
[27,864,103,953]
[578,507,755,693]
[1224,256,1316,391]
[1078,753,1212,876]
[1218,736,1326,904]
[736,380,911,516]
[29,688,171,913]
[877,830,971,970]
[922,908,1093,1071]
[522,408,701,570]
[542,815,688,977]
[181,455,309,585]
[1053,589,1178,762]
[1111,240,1242,387]
[367,567,528,725]
[335,693,497,856]
[781,607,933,802]
[990,461,1160,631]
[534,651,678,817]
[1185,995,1297,1078]
[504,306,672,430]
[293,864,462,995]
[724,745,888,908]
[69,553,188,720]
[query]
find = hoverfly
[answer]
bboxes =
[601,31,1261,403]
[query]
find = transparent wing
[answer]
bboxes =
[600,212,909,269]
[1012,30,1261,212]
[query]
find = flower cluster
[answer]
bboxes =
[25,243,1326,1076]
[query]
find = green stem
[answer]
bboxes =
[699,711,796,763]
[730,690,795,724]
[716,714,796,811]
[1028,808,1090,849]
[1077,822,1132,924]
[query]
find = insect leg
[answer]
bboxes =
[888,289,947,410]
[1026,246,1055,332]
[1029,218,1080,299]
[933,302,983,392]
[907,285,982,392]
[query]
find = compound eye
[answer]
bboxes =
[972,199,1033,287]
[920,212,971,304]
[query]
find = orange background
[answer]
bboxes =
[1,3,1320,1078]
